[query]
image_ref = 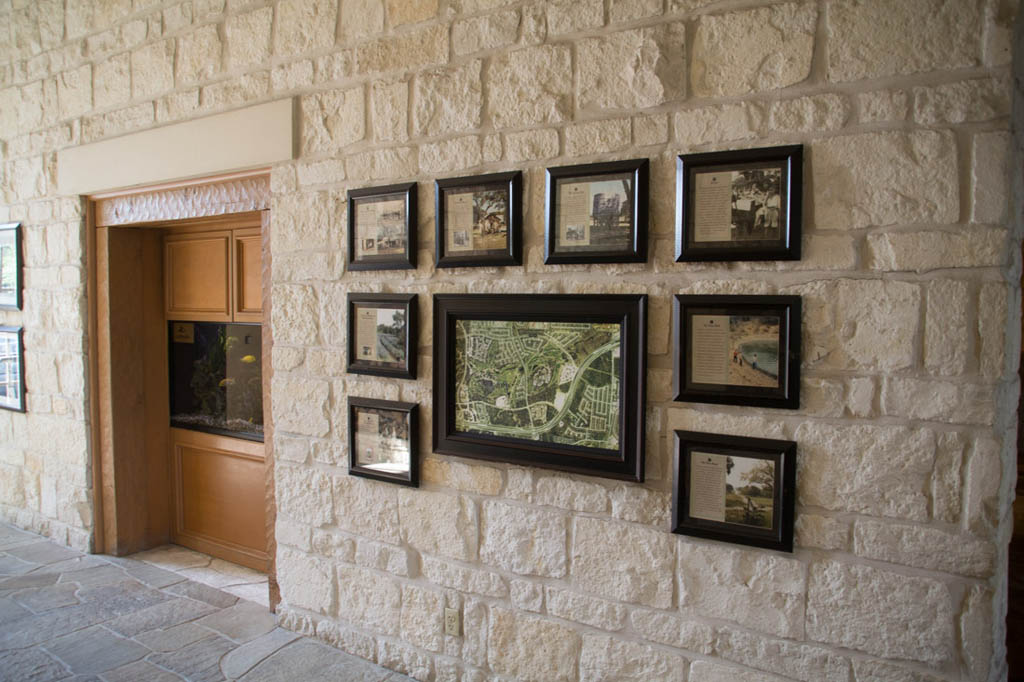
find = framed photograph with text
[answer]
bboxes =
[435,171,521,268]
[673,295,800,409]
[0,326,26,412]
[349,397,418,487]
[433,294,647,482]
[0,222,23,310]
[348,183,416,270]
[347,293,417,379]
[545,158,648,264]
[672,430,796,552]
[675,145,802,262]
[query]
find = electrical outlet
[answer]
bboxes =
[444,607,461,637]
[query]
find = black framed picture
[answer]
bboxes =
[435,171,521,268]
[672,430,796,552]
[673,295,800,409]
[0,222,23,310]
[433,294,646,482]
[675,145,802,262]
[545,158,648,264]
[349,397,418,487]
[347,293,417,379]
[0,326,25,413]
[348,183,416,270]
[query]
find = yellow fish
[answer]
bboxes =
[241,355,257,364]
[218,378,235,387]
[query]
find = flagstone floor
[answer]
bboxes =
[0,522,409,682]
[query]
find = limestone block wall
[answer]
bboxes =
[0,0,1019,680]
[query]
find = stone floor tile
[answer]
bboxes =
[134,621,215,652]
[0,554,40,575]
[134,545,212,571]
[101,659,186,682]
[14,583,80,613]
[0,603,111,650]
[106,558,187,589]
[0,572,60,590]
[105,596,217,637]
[148,633,236,682]
[44,625,150,675]
[196,600,276,643]
[238,639,391,682]
[58,565,131,588]
[76,580,171,618]
[0,646,70,682]
[0,526,43,550]
[7,542,83,565]
[220,583,269,608]
[0,595,32,624]
[219,627,300,679]
[166,580,239,609]
[28,556,109,575]
[383,674,418,682]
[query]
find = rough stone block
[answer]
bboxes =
[545,588,627,631]
[354,538,411,576]
[577,24,685,111]
[276,548,334,614]
[226,7,272,68]
[853,519,994,577]
[546,0,602,35]
[689,661,787,682]
[867,229,1006,272]
[972,131,1010,223]
[480,500,566,577]
[346,147,418,181]
[57,65,92,120]
[421,555,508,598]
[715,626,851,681]
[275,0,336,57]
[960,584,995,680]
[827,0,981,81]
[851,659,948,682]
[93,54,130,109]
[488,45,572,129]
[794,514,849,551]
[387,0,436,26]
[880,377,994,425]
[401,584,444,652]
[609,485,669,527]
[667,408,785,441]
[271,375,329,437]
[399,489,477,561]
[610,0,662,22]
[806,561,954,665]
[634,114,668,146]
[914,76,1009,125]
[795,422,935,521]
[812,130,958,230]
[131,40,174,100]
[768,94,849,132]
[420,136,481,173]
[510,579,543,611]
[302,87,365,154]
[200,72,270,110]
[421,457,502,495]
[504,129,559,162]
[356,25,447,75]
[924,279,968,376]
[371,79,408,142]
[176,24,221,85]
[453,10,519,56]
[978,282,1008,379]
[858,89,909,123]
[564,119,630,157]
[674,103,762,147]
[332,472,400,544]
[487,608,580,682]
[275,464,332,526]
[336,564,400,635]
[377,639,432,680]
[272,60,313,91]
[413,61,482,136]
[579,634,685,682]
[965,436,1003,534]
[534,475,607,513]
[572,516,673,608]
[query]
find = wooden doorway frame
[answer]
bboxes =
[85,171,279,610]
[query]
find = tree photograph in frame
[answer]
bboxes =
[673,295,800,409]
[545,158,648,264]
[0,222,23,310]
[672,430,796,552]
[348,183,416,271]
[676,145,802,262]
[0,326,25,412]
[347,293,417,379]
[435,171,521,268]
[433,294,646,482]
[348,397,418,487]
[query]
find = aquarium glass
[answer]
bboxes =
[168,322,263,441]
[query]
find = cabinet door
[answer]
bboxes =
[233,228,263,323]
[164,231,232,321]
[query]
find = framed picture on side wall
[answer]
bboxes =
[435,171,522,268]
[347,293,417,379]
[0,222,23,310]
[0,326,25,412]
[349,397,418,487]
[348,183,416,271]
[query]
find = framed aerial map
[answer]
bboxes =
[348,182,416,271]
[0,222,23,310]
[672,430,796,552]
[435,171,522,268]
[433,294,647,482]
[349,397,419,486]
[673,295,800,409]
[545,159,648,264]
[347,293,417,379]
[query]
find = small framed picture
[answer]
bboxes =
[0,326,26,412]
[545,159,648,264]
[347,293,417,379]
[0,222,23,310]
[672,430,796,552]
[675,145,802,262]
[349,397,418,486]
[673,295,800,409]
[348,183,416,270]
[435,171,521,268]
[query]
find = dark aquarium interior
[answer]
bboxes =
[169,322,263,441]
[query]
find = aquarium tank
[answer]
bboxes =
[168,322,263,441]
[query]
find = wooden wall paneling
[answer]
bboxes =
[164,231,232,321]
[233,227,263,322]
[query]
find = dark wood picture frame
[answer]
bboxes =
[672,430,796,552]
[545,158,648,264]
[433,294,646,482]
[0,222,23,310]
[348,397,419,487]
[348,182,417,271]
[347,293,417,379]
[673,295,800,409]
[675,145,802,262]
[0,326,26,413]
[435,171,522,268]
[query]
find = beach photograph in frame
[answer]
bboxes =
[348,397,418,486]
[0,222,23,310]
[348,183,416,270]
[0,326,25,412]
[435,171,522,268]
[545,159,648,264]
[433,294,646,482]
[347,293,417,379]
[675,145,802,262]
[672,430,796,552]
[673,295,800,409]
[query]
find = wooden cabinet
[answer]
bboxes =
[233,228,263,323]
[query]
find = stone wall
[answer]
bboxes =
[0,0,1019,680]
